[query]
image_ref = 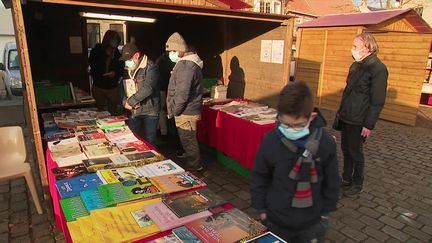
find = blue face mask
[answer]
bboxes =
[125,59,135,70]
[169,51,180,63]
[278,124,310,140]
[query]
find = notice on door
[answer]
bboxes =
[260,40,284,64]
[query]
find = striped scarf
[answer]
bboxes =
[280,128,322,208]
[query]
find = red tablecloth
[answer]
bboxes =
[197,103,276,169]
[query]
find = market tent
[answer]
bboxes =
[296,9,432,126]
[4,0,294,194]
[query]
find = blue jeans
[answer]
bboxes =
[128,115,159,146]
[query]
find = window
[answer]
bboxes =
[8,50,19,69]
[87,23,100,49]
[255,0,282,14]
[109,24,124,46]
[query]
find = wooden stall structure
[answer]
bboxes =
[296,9,432,126]
[3,0,294,197]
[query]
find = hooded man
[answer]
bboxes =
[123,50,160,146]
[165,32,204,172]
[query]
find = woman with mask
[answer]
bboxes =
[89,30,124,115]
[122,50,160,146]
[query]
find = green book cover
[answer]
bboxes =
[98,182,130,206]
[122,178,161,201]
[60,196,89,222]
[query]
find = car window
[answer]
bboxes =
[8,50,20,69]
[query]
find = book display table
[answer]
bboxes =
[197,101,275,170]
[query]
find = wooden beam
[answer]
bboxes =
[10,0,50,198]
[317,30,328,107]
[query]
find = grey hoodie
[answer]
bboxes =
[167,53,203,117]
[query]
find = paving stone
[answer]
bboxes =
[372,197,393,208]
[363,226,389,242]
[0,221,8,234]
[396,215,423,229]
[329,218,345,230]
[10,235,31,243]
[0,233,8,243]
[10,193,27,203]
[340,226,368,242]
[34,235,55,243]
[11,200,28,212]
[375,206,398,218]
[10,185,26,194]
[382,226,410,242]
[206,183,222,193]
[215,191,236,201]
[10,211,29,224]
[0,201,9,212]
[393,206,417,219]
[11,178,25,187]
[31,213,49,225]
[379,215,405,229]
[406,238,424,243]
[340,216,366,230]
[229,197,250,210]
[358,206,382,219]
[0,186,9,194]
[10,222,29,237]
[403,226,432,242]
[325,229,346,242]
[236,190,250,201]
[359,215,384,229]
[0,211,8,221]
[421,225,432,235]
[32,222,52,239]
[221,184,240,193]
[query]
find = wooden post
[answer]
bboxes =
[317,30,328,107]
[10,0,49,198]
[283,18,294,84]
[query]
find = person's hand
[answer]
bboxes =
[124,102,133,110]
[103,71,115,78]
[361,127,372,138]
[259,213,267,221]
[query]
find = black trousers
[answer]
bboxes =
[341,122,365,185]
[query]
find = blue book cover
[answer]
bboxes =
[80,189,106,211]
[172,226,202,243]
[244,231,287,243]
[56,173,103,199]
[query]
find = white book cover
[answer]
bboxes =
[55,153,87,167]
[137,159,185,177]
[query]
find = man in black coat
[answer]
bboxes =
[336,33,388,197]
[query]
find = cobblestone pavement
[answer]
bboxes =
[1,108,432,242]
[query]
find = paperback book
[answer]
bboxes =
[82,141,121,159]
[116,140,151,154]
[244,231,287,243]
[55,173,103,199]
[96,167,142,184]
[185,208,267,243]
[98,182,130,206]
[122,177,161,201]
[163,188,226,218]
[51,164,88,180]
[59,196,89,221]
[136,159,184,177]
[172,226,202,243]
[144,202,212,232]
[80,189,106,211]
[150,172,206,194]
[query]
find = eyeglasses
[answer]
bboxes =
[277,115,310,131]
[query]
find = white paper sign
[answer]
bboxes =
[260,40,272,63]
[271,40,284,64]
[69,36,82,54]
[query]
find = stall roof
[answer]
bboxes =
[9,0,292,22]
[298,8,432,33]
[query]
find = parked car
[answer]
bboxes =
[0,42,22,98]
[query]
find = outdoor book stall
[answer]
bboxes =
[3,0,296,241]
[295,9,432,126]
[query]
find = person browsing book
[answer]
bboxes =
[251,81,340,243]
[123,50,160,146]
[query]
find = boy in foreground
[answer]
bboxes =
[251,81,339,242]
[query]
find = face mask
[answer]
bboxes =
[110,39,118,48]
[169,51,180,63]
[125,59,135,70]
[351,48,364,62]
[278,124,310,140]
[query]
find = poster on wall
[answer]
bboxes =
[260,40,272,63]
[271,40,284,64]
[260,40,284,64]
[69,36,83,54]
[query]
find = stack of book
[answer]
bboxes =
[212,100,277,125]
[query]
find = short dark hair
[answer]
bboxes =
[277,81,314,118]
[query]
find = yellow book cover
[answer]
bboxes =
[99,170,120,184]
[76,215,105,242]
[67,221,87,243]
[90,197,162,243]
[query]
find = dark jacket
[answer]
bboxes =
[167,53,203,117]
[89,43,124,89]
[123,56,160,118]
[250,110,339,230]
[156,52,175,93]
[338,54,388,130]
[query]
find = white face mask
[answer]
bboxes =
[351,48,365,62]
